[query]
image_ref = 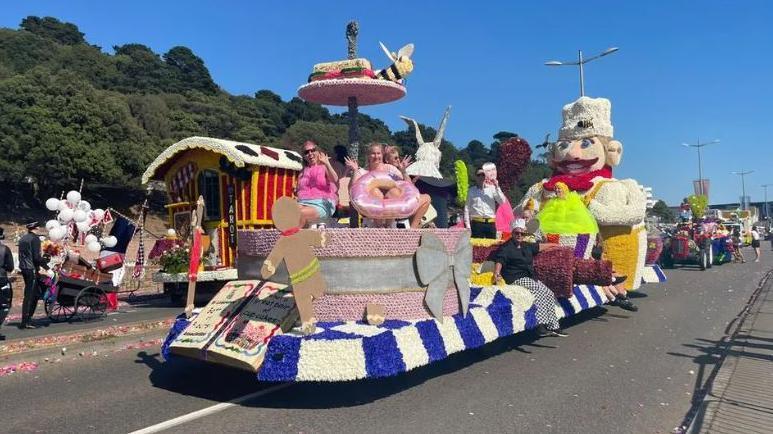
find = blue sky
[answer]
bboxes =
[2,1,772,206]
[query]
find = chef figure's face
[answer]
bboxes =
[551,136,622,174]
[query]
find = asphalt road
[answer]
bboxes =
[1,248,770,434]
[1,295,179,341]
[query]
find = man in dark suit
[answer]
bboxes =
[0,228,15,340]
[17,221,48,329]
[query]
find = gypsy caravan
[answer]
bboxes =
[141,136,302,301]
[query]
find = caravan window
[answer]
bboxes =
[198,170,222,221]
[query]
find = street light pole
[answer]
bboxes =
[682,138,719,196]
[697,144,703,195]
[545,47,619,98]
[732,170,754,210]
[762,184,772,220]
[578,50,585,96]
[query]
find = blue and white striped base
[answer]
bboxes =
[641,264,667,284]
[163,284,611,382]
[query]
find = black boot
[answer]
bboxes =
[613,295,638,312]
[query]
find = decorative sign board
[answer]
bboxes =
[169,279,298,372]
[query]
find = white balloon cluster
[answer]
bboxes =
[45,190,111,251]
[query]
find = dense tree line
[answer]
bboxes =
[0,16,551,203]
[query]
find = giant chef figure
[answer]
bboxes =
[519,96,647,290]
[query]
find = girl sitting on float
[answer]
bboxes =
[346,143,430,229]
[296,140,339,228]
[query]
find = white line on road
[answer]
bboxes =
[128,382,292,434]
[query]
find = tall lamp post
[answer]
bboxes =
[732,170,754,210]
[681,139,719,197]
[545,47,619,97]
[762,184,772,220]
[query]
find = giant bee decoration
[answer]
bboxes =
[375,42,415,82]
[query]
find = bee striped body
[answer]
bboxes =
[375,61,411,81]
[374,42,414,83]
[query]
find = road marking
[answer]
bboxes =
[129,382,292,434]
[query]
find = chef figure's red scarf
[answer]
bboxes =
[543,165,613,192]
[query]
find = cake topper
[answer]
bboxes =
[375,42,415,82]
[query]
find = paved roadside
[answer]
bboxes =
[1,294,176,341]
[687,269,773,433]
[1,295,182,367]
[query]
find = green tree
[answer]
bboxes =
[0,28,59,73]
[507,161,551,204]
[649,200,675,223]
[113,44,169,93]
[20,16,85,45]
[163,46,218,94]
[280,121,348,153]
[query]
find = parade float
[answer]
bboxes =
[659,196,732,269]
[659,222,713,270]
[156,30,666,383]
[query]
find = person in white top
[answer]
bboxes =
[464,166,506,238]
[750,226,761,262]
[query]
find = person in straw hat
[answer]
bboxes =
[518,96,647,292]
[492,218,567,338]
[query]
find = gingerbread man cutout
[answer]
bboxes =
[261,197,327,335]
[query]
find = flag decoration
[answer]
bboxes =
[132,206,147,279]
[171,162,198,201]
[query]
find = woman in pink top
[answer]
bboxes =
[296,141,338,227]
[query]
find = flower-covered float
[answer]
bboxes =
[159,138,635,382]
[162,195,617,381]
[159,25,661,382]
[659,221,715,270]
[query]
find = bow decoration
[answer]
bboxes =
[416,232,472,321]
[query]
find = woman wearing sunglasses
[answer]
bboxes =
[492,219,568,338]
[296,141,338,227]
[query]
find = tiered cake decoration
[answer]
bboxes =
[298,21,413,162]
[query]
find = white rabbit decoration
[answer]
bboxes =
[400,106,451,179]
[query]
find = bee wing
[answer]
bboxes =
[397,43,414,59]
[379,41,396,61]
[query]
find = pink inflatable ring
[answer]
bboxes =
[350,171,420,219]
